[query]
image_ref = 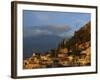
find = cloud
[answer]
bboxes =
[48,25,70,32]
[24,29,51,37]
[24,25,71,37]
[31,29,52,35]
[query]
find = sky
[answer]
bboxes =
[23,10,91,38]
[23,10,91,56]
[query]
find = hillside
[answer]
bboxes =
[65,21,91,50]
[23,21,91,69]
[73,21,90,42]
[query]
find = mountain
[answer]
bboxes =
[67,21,91,50]
[56,21,91,56]
[23,22,91,69]
[23,22,91,58]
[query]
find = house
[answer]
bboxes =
[58,48,68,59]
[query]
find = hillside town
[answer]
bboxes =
[23,22,91,69]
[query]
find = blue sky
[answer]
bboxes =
[23,10,91,38]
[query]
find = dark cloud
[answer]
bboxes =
[23,25,71,37]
